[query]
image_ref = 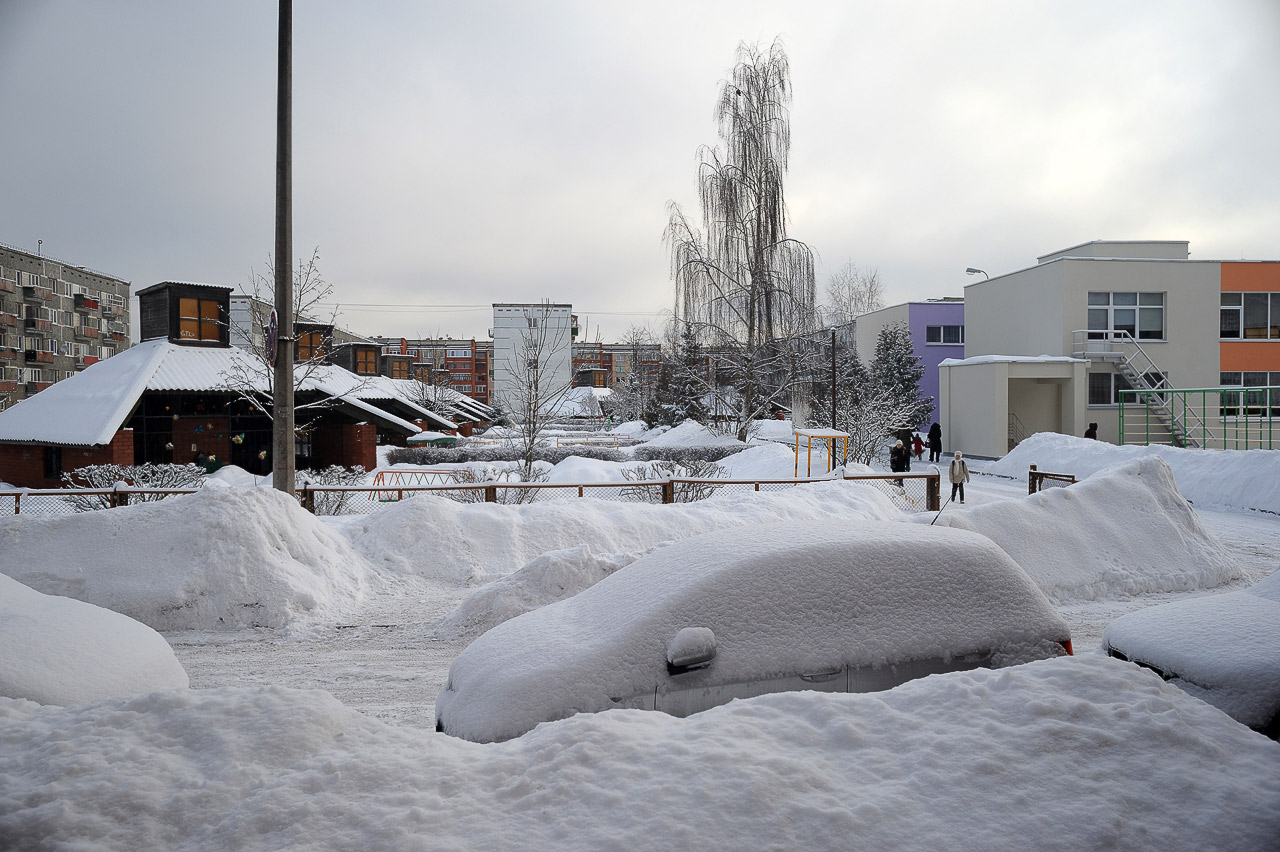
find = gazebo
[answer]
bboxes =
[793,428,850,477]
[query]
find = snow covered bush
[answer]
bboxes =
[621,459,727,503]
[632,444,748,463]
[298,465,367,515]
[61,463,206,511]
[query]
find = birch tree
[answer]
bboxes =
[665,39,818,441]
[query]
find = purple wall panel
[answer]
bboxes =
[906,302,965,429]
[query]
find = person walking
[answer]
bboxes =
[912,433,925,461]
[1084,422,1098,440]
[948,450,970,504]
[889,439,909,486]
[927,422,943,463]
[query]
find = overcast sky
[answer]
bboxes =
[2,1,1277,343]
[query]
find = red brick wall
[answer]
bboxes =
[311,422,376,471]
[0,430,136,488]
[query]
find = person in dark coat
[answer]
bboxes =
[1084,422,1098,440]
[889,439,909,486]
[927,422,943,462]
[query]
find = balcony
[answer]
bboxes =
[24,350,54,364]
[75,354,99,369]
[0,380,15,393]
[22,285,53,302]
[25,381,51,393]
[74,325,100,340]
[0,277,14,294]
[74,293,100,312]
[101,303,123,317]
[0,312,16,328]
[110,330,127,342]
[24,317,52,334]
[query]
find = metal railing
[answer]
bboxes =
[1120,386,1278,450]
[1,473,941,516]
[1028,464,1076,494]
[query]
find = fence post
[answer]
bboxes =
[661,480,675,504]
[926,474,939,512]
[485,485,497,503]
[1028,464,1037,495]
[300,486,315,513]
[112,481,129,508]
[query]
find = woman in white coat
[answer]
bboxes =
[948,451,970,504]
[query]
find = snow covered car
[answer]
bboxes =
[1104,570,1280,737]
[436,521,1073,742]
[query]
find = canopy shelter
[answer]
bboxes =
[793,428,850,477]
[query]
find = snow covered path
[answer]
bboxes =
[165,470,1280,730]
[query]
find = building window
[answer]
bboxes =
[297,331,326,361]
[1087,292,1164,341]
[355,348,377,375]
[925,325,964,345]
[1220,371,1280,416]
[447,348,471,358]
[178,297,221,341]
[1221,292,1280,340]
[1088,371,1133,406]
[389,360,409,379]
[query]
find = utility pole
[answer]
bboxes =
[830,328,837,431]
[272,0,295,494]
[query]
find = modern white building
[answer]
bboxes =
[940,240,1280,458]
[491,303,575,415]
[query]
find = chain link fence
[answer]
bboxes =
[2,474,939,517]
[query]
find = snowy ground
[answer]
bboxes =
[164,468,1280,730]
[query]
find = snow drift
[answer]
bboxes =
[0,488,374,630]
[923,457,1237,602]
[343,480,902,584]
[2,657,1277,851]
[0,574,189,705]
[988,432,1280,514]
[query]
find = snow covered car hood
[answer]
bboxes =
[437,521,1070,742]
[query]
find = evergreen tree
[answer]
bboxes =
[869,322,933,430]
[670,325,709,424]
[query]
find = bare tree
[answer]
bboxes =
[665,39,818,441]
[221,248,368,428]
[822,262,884,327]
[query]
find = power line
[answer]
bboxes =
[315,302,667,317]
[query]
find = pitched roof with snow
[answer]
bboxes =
[0,339,470,446]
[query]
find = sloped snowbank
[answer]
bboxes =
[923,457,1237,602]
[344,480,902,584]
[988,433,1280,513]
[0,489,375,630]
[2,657,1277,851]
[0,574,189,705]
[640,419,745,447]
[438,545,642,640]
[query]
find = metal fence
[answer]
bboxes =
[1,474,939,516]
[1027,465,1076,494]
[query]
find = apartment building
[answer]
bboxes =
[491,303,575,411]
[571,341,664,389]
[0,242,131,409]
[940,240,1280,457]
[368,336,493,404]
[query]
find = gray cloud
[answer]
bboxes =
[1,0,1276,341]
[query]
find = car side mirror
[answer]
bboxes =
[666,627,716,676]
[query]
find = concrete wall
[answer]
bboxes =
[853,303,909,365]
[964,262,1067,358]
[491,304,573,414]
[939,361,1009,459]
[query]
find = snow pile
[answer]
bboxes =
[0,574,189,706]
[988,433,1280,513]
[545,455,633,484]
[437,522,1068,742]
[1104,569,1280,729]
[201,464,268,489]
[640,419,745,448]
[4,657,1277,850]
[344,480,901,584]
[0,488,375,630]
[438,545,642,640]
[924,457,1237,603]
[608,420,650,438]
[750,417,796,443]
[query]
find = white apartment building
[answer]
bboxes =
[940,240,1280,458]
[491,303,575,414]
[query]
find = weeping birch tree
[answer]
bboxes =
[665,39,818,441]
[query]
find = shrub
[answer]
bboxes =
[632,445,748,464]
[620,459,727,503]
[385,445,625,466]
[61,463,206,512]
[297,465,367,515]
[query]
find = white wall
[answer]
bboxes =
[491,303,573,413]
[853,303,909,365]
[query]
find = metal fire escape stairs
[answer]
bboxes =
[1071,330,1209,448]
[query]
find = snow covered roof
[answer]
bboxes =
[0,339,451,446]
[939,355,1086,367]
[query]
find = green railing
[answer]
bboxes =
[1119,386,1278,450]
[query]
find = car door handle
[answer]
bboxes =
[799,668,843,683]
